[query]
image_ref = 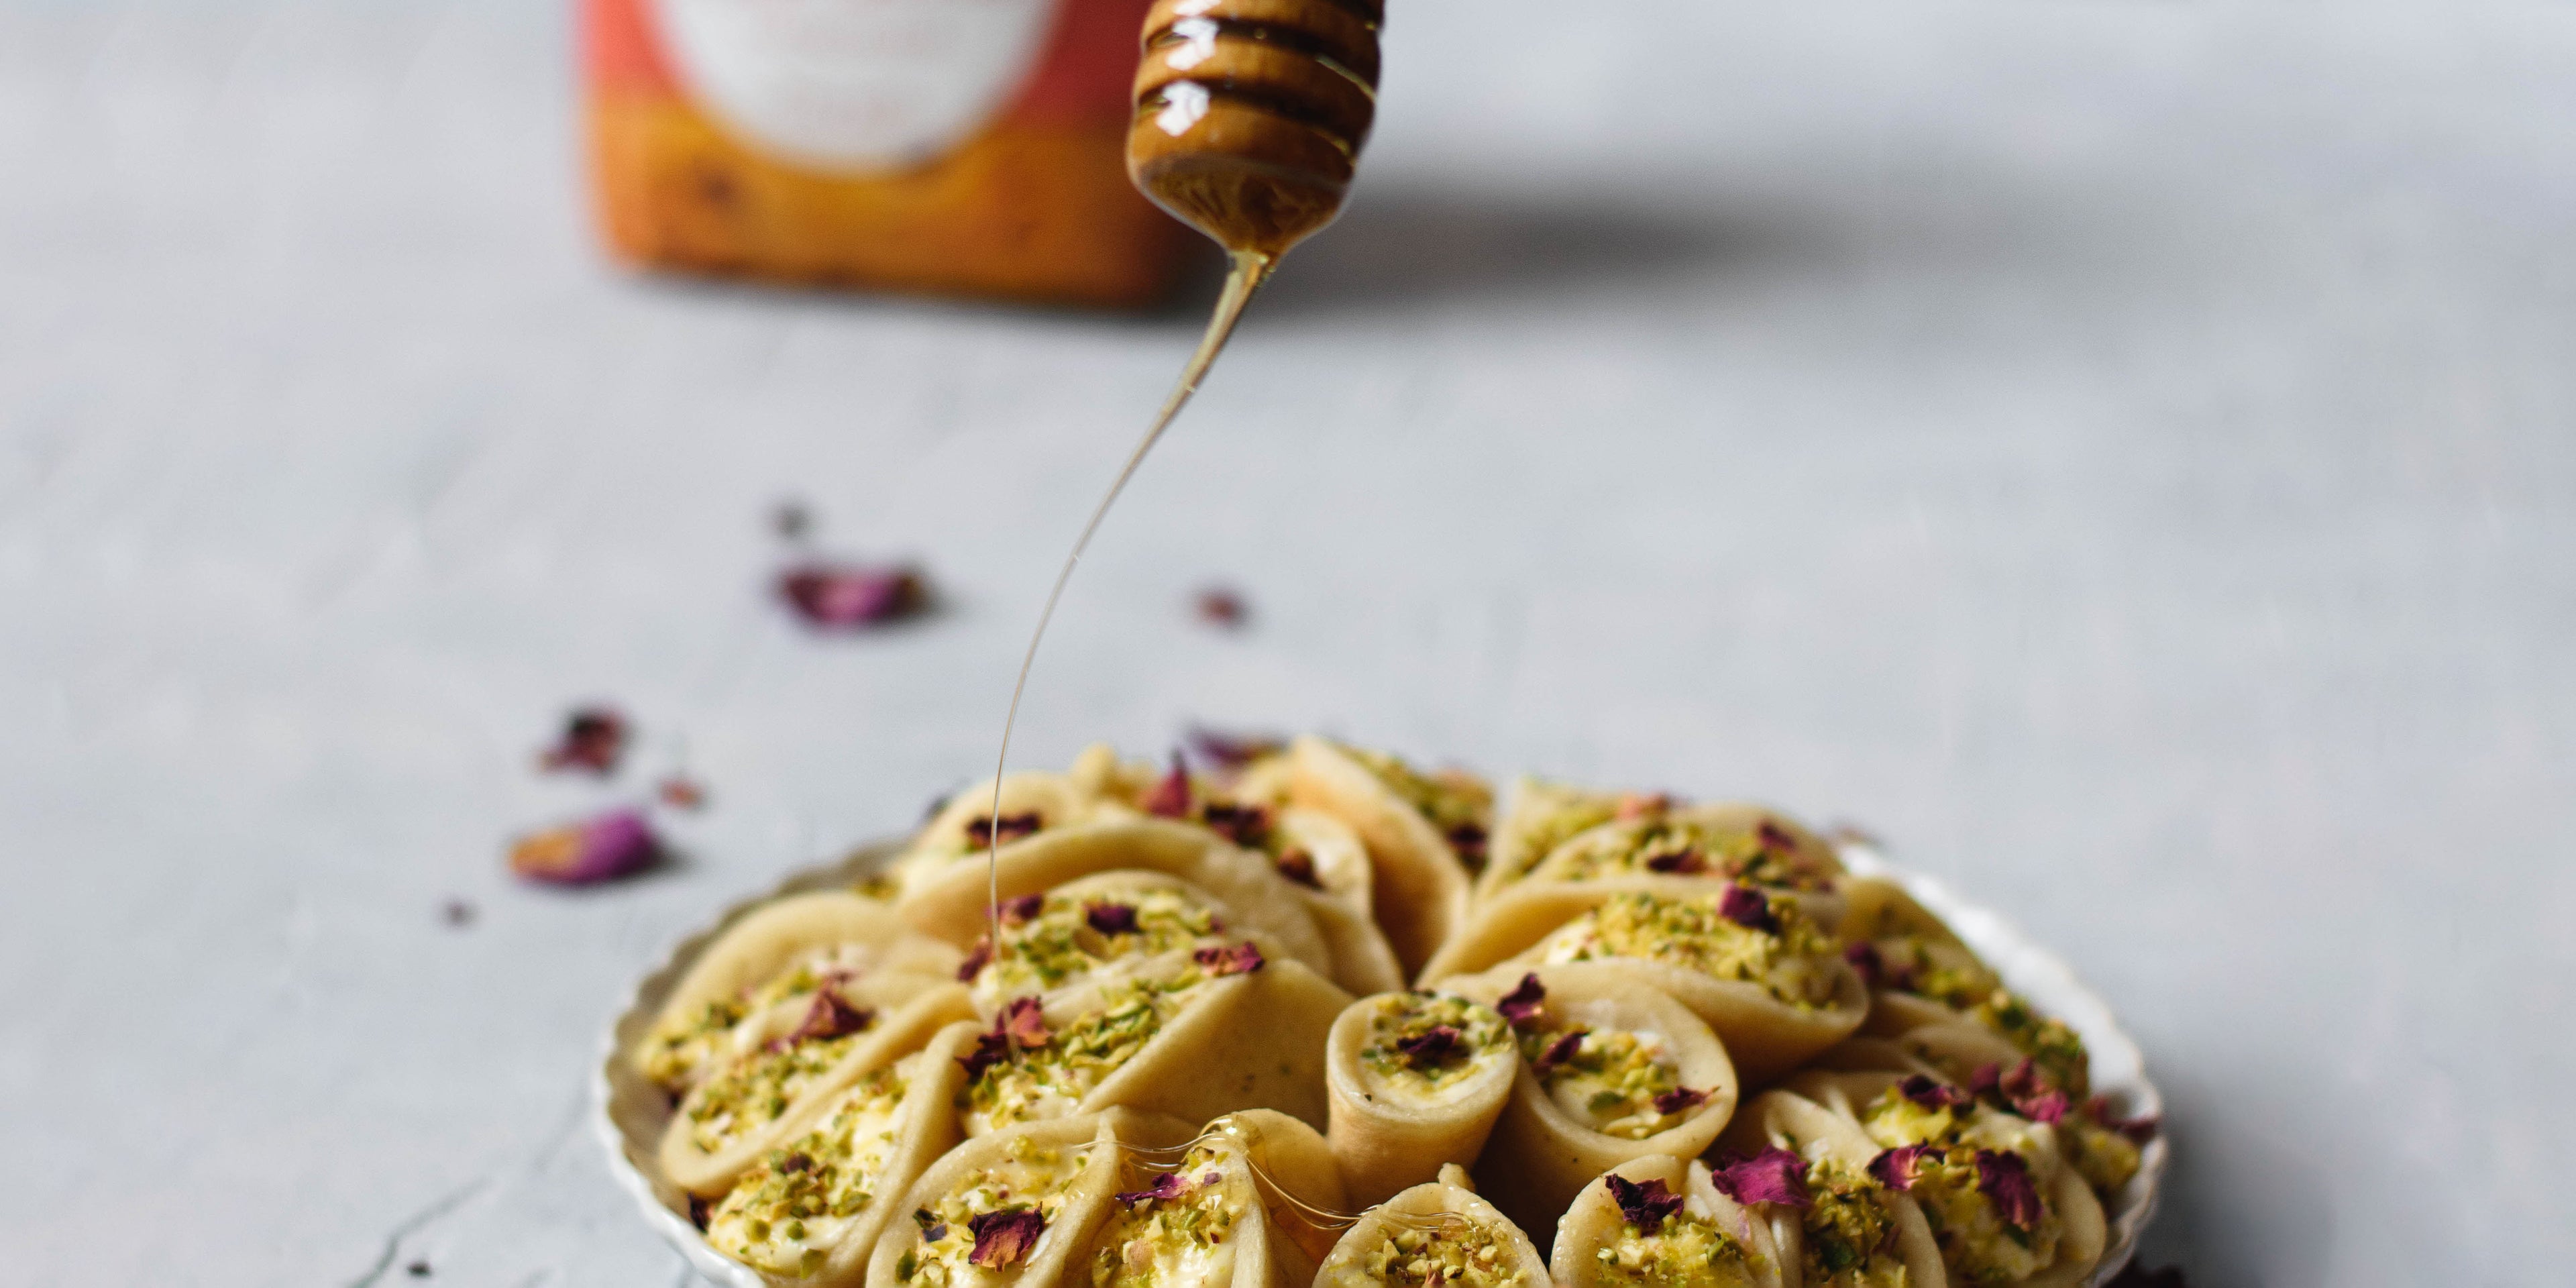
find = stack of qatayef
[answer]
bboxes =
[621,738,2153,1288]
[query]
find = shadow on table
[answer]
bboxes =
[2129,1074,2336,1288]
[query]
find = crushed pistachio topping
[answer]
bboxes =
[1516,1027,1693,1139]
[963,971,1212,1131]
[1358,993,1512,1095]
[968,888,1227,1003]
[2061,1114,2143,1197]
[1088,1144,1242,1288]
[682,1010,877,1154]
[1858,936,2003,1010]
[1361,1220,1529,1288]
[1544,817,1834,892]
[1589,1208,1758,1288]
[1496,793,1621,883]
[1342,745,1494,874]
[705,1062,912,1275]
[1858,1089,2063,1285]
[1796,1157,1908,1288]
[1967,993,2090,1099]
[640,947,871,1089]
[1540,890,1840,1009]
[899,1133,1087,1288]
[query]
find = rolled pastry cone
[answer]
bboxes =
[899,761,1122,894]
[1080,1108,1348,1288]
[700,1020,977,1287]
[960,870,1248,1018]
[1523,804,1845,894]
[1273,807,1407,997]
[663,981,976,1196]
[633,892,965,1089]
[1284,735,1485,980]
[1452,964,1740,1240]
[1713,1090,1946,1288]
[1473,777,1625,905]
[1548,1155,1786,1288]
[1313,1172,1550,1288]
[1323,989,1519,1208]
[898,818,1334,981]
[1421,879,1865,1084]
[1859,983,2092,1103]
[1784,1071,2105,1288]
[865,1107,1196,1288]
[961,949,1352,1137]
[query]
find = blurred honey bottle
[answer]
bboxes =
[583,0,1187,306]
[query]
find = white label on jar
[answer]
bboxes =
[652,0,1058,172]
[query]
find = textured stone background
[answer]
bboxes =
[1,1,2569,1284]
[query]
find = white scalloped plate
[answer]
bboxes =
[596,837,2165,1287]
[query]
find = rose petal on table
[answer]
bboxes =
[507,809,657,885]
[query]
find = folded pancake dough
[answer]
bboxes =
[1421,879,1866,1085]
[633,892,966,1091]
[1081,1108,1348,1288]
[1548,1155,1785,1288]
[898,819,1334,982]
[1284,736,1483,981]
[1451,964,1739,1243]
[1324,989,1520,1208]
[1272,806,1407,997]
[961,950,1352,1138]
[1714,1090,1947,1288]
[1785,1071,2104,1288]
[700,1020,978,1287]
[1474,777,1626,905]
[865,1108,1197,1288]
[959,870,1249,1019]
[663,982,977,1196]
[1314,1172,1550,1288]
[897,762,1127,896]
[1523,804,1845,896]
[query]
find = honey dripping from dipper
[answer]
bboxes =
[978,0,1383,945]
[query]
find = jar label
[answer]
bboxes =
[651,0,1058,171]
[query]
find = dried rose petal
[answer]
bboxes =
[1194,587,1248,629]
[1395,1025,1464,1070]
[956,936,994,982]
[1085,902,1140,936]
[1868,1144,1933,1191]
[1532,1030,1587,1077]
[689,1195,712,1230]
[1711,1147,1811,1210]
[779,1151,815,1174]
[966,813,1044,849]
[2000,1057,2050,1099]
[1968,1063,2003,1099]
[1899,1075,1972,1112]
[788,991,875,1044]
[2015,1091,2070,1125]
[967,1208,1046,1269]
[1445,823,1489,868]
[1186,727,1284,771]
[1144,753,1193,818]
[1199,802,1270,847]
[1756,820,1800,854]
[508,809,659,886]
[914,1207,944,1235]
[957,1030,1011,1081]
[1603,1175,1684,1234]
[778,562,928,629]
[998,997,1050,1047]
[1000,893,1045,925]
[1495,974,1547,1027]
[1718,884,1780,934]
[1975,1150,2043,1230]
[657,775,708,810]
[1115,1171,1193,1208]
[1193,943,1265,977]
[1274,850,1323,890]
[541,707,627,775]
[441,900,476,927]
[1844,942,1887,987]
[1646,847,1707,875]
[2088,1095,2163,1143]
[1652,1087,1708,1116]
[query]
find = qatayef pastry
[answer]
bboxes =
[1805,1039,2149,1206]
[898,820,1335,984]
[701,1022,978,1287]
[1475,777,1627,904]
[1452,965,1739,1238]
[664,981,978,1196]
[1523,804,1844,895]
[1712,1091,1946,1288]
[867,1109,1197,1288]
[1313,1169,1549,1288]
[1081,1110,1347,1288]
[955,871,1244,1018]
[1423,879,1866,1083]
[1324,990,1520,1208]
[1547,1155,1784,1288]
[633,893,965,1091]
[1838,878,2093,1103]
[957,947,1350,1137]
[900,758,1124,895]
[1787,1071,2104,1288]
[1285,736,1490,978]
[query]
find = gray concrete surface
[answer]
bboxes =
[1,1,2569,1284]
